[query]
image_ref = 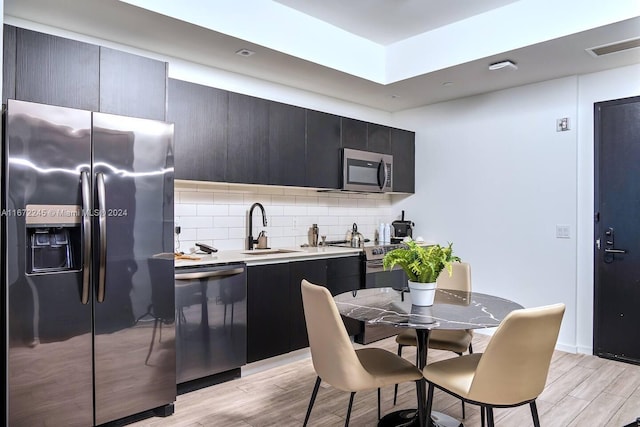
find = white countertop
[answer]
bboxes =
[174,245,362,268]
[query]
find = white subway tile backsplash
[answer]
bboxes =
[180,191,214,204]
[215,193,245,204]
[214,216,245,228]
[175,183,397,250]
[175,204,197,216]
[180,216,214,229]
[197,204,228,216]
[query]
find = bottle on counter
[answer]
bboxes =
[384,223,391,244]
[308,224,319,247]
[379,223,385,245]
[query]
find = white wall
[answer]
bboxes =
[393,65,640,353]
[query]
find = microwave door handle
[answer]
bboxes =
[377,158,388,190]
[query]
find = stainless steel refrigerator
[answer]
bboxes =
[3,99,176,426]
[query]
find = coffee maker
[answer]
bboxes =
[391,210,414,244]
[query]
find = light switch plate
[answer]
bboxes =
[556,224,570,238]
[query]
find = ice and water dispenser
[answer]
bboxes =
[25,204,82,274]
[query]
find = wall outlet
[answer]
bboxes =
[556,117,570,132]
[556,224,570,238]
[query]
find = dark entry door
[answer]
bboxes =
[594,95,640,364]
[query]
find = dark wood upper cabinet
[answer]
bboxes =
[3,25,16,104]
[391,127,416,193]
[341,117,367,151]
[367,123,392,154]
[306,109,342,189]
[99,47,167,120]
[227,92,270,184]
[167,78,228,182]
[269,101,306,187]
[15,28,99,111]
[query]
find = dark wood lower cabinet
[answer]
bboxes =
[247,256,362,363]
[247,264,291,363]
[290,259,328,351]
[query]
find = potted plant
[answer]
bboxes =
[383,239,460,306]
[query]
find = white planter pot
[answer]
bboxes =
[408,280,437,306]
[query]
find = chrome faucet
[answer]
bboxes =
[247,202,267,250]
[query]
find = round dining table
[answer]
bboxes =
[333,287,524,427]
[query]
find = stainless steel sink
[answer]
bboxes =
[241,248,304,255]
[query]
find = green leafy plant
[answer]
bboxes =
[382,240,460,283]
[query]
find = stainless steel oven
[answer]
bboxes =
[342,148,393,192]
[328,243,408,344]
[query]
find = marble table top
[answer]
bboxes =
[333,287,524,331]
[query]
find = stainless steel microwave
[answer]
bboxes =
[342,148,393,192]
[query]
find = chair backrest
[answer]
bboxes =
[468,303,565,405]
[301,279,375,391]
[436,262,471,292]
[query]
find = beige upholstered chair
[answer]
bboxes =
[423,303,565,427]
[300,279,424,426]
[393,262,474,410]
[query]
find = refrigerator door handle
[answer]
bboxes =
[97,172,107,303]
[81,170,91,305]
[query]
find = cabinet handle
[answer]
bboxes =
[175,268,245,281]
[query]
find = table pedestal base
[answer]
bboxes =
[378,409,463,427]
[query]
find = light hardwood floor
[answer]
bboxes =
[130,334,640,427]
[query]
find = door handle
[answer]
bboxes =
[175,268,245,281]
[604,248,627,254]
[377,159,388,190]
[96,173,107,303]
[80,171,91,305]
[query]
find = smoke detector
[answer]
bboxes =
[235,48,255,57]
[488,60,518,71]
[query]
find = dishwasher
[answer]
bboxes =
[174,263,247,389]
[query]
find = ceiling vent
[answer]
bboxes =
[587,37,640,57]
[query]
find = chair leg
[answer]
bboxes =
[461,400,466,419]
[481,406,485,427]
[486,406,495,427]
[303,376,321,427]
[393,344,404,406]
[377,388,381,420]
[416,380,427,427]
[345,392,356,427]
[468,342,474,354]
[530,401,541,427]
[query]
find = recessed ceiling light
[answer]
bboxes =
[489,60,518,71]
[442,82,454,87]
[236,48,255,57]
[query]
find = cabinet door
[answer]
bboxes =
[289,259,328,351]
[306,109,342,189]
[167,79,228,182]
[391,128,416,193]
[326,256,362,336]
[341,117,367,151]
[99,47,167,120]
[367,123,391,154]
[228,92,269,184]
[269,102,306,186]
[247,264,290,362]
[16,28,99,110]
[3,25,16,104]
